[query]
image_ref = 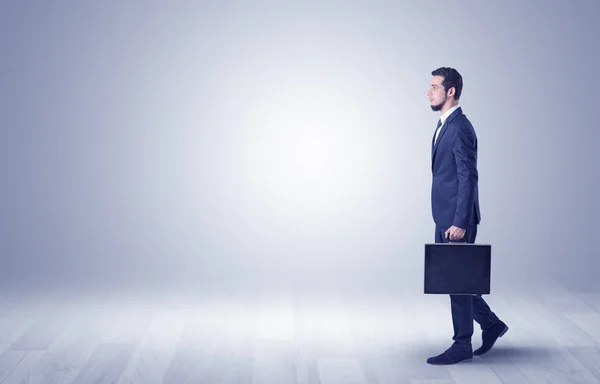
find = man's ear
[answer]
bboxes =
[447,87,455,98]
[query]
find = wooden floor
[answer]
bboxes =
[0,280,599,384]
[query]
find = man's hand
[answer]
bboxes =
[445,226,466,241]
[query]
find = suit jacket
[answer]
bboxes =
[431,106,481,229]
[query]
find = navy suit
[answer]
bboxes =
[431,107,499,347]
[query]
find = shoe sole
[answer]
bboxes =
[427,358,472,365]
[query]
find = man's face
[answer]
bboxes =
[428,75,446,112]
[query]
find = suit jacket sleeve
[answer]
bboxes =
[451,120,478,228]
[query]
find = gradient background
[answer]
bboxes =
[1,0,598,296]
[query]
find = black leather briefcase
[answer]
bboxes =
[424,243,491,295]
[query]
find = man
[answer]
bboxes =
[426,67,508,365]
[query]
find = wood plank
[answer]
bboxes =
[531,281,595,312]
[95,302,154,346]
[10,309,69,351]
[492,296,600,384]
[502,293,597,348]
[574,293,600,314]
[562,312,600,344]
[116,307,188,384]
[246,291,298,383]
[70,343,134,384]
[295,294,358,360]
[317,358,365,384]
[25,305,106,384]
[488,362,531,384]
[161,344,216,384]
[192,296,258,383]
[355,344,404,384]
[566,347,600,381]
[252,294,295,342]
[293,340,321,384]
[292,295,335,384]
[448,363,504,384]
[161,302,220,383]
[199,340,254,384]
[528,283,600,347]
[0,302,40,355]
[0,350,28,383]
[252,341,298,384]
[0,350,44,384]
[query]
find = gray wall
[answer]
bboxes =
[1,1,598,293]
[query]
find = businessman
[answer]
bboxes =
[426,67,508,365]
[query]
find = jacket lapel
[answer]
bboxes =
[431,107,462,165]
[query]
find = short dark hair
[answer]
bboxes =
[431,67,463,100]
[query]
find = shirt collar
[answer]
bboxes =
[440,104,460,125]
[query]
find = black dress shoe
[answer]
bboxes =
[474,320,508,356]
[427,345,473,365]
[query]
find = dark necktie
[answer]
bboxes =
[433,119,442,146]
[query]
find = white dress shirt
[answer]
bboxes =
[434,104,460,144]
